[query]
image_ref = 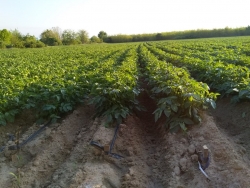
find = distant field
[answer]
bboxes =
[1,37,250,131]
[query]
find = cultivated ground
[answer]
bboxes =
[0,98,250,188]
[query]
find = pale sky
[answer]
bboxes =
[0,0,249,38]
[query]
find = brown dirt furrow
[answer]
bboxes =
[1,99,250,188]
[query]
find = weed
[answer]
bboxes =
[9,171,22,188]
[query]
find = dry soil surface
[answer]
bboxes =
[0,99,250,188]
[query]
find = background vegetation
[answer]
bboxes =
[106,26,250,43]
[1,26,250,48]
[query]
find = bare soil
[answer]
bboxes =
[1,98,250,188]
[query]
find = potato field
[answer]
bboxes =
[1,37,250,187]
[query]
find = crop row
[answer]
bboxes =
[0,44,136,125]
[0,43,217,130]
[1,37,249,128]
[89,45,140,125]
[138,45,217,132]
[154,37,250,67]
[145,43,250,102]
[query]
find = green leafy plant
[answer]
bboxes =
[0,44,137,125]
[9,171,22,188]
[89,46,141,125]
[138,44,218,132]
[145,41,250,102]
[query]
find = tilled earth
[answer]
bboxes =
[0,99,250,188]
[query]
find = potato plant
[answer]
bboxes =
[138,45,217,132]
[1,37,250,128]
[145,42,250,102]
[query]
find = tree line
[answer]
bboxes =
[40,28,107,46]
[0,28,107,48]
[1,26,250,48]
[0,29,45,48]
[104,26,250,43]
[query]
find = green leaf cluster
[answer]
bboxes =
[138,44,217,132]
[146,40,250,102]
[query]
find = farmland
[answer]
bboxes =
[1,37,250,187]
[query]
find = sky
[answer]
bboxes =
[0,0,249,38]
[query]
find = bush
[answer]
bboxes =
[6,44,13,48]
[13,41,25,48]
[36,41,45,48]
[0,41,6,49]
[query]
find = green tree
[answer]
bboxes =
[62,30,80,45]
[77,30,89,44]
[10,29,24,48]
[90,36,101,43]
[52,27,62,41]
[156,33,163,40]
[23,34,45,48]
[0,29,11,43]
[0,29,12,48]
[40,29,62,46]
[98,31,107,42]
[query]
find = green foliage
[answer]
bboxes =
[0,29,45,48]
[0,29,12,48]
[1,36,250,132]
[98,31,108,42]
[22,34,45,48]
[138,44,218,132]
[40,29,62,46]
[0,44,139,125]
[90,36,101,43]
[107,34,133,43]
[62,30,80,45]
[106,26,250,43]
[0,29,12,44]
[146,38,250,102]
[9,171,22,188]
[9,29,24,48]
[88,46,140,124]
[77,30,89,44]
[0,41,6,49]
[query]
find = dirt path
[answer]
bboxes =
[1,99,250,187]
[210,98,250,164]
